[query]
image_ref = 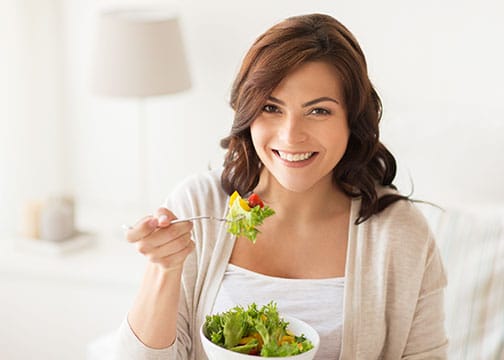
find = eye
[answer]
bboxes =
[263,104,280,113]
[309,107,331,116]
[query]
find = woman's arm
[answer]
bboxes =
[115,209,195,357]
[128,264,185,349]
[402,235,448,359]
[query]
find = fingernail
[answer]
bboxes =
[158,214,168,224]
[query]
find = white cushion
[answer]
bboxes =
[421,205,504,359]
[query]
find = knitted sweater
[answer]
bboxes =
[114,169,448,359]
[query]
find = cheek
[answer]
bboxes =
[324,124,350,157]
[250,121,268,150]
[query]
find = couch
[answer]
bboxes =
[419,204,504,359]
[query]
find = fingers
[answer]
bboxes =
[125,208,185,243]
[135,220,193,253]
[140,230,191,258]
[125,215,158,243]
[155,207,178,228]
[126,207,196,271]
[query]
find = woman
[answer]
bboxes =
[115,13,448,359]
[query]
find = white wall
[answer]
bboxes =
[2,0,503,235]
[0,0,65,235]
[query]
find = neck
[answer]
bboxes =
[253,170,351,223]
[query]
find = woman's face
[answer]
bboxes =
[250,61,349,193]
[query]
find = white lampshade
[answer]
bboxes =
[93,9,191,98]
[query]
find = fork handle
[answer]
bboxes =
[122,215,232,232]
[169,215,228,224]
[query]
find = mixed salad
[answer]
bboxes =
[226,191,275,243]
[203,302,314,357]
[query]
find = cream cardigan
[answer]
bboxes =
[114,170,448,359]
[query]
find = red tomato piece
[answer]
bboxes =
[248,193,264,208]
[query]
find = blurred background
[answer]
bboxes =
[1,0,503,359]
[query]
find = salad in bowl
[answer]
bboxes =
[200,302,320,359]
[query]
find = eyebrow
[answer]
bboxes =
[268,96,340,107]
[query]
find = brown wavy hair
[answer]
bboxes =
[220,13,408,224]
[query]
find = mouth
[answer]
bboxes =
[272,150,318,163]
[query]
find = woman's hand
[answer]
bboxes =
[125,208,195,272]
[124,208,195,349]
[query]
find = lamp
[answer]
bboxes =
[92,8,191,208]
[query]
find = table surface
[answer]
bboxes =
[0,231,146,287]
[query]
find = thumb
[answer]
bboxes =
[155,207,177,228]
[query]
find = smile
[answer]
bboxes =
[274,150,316,162]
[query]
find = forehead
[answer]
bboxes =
[271,61,343,99]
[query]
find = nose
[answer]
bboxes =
[278,112,308,144]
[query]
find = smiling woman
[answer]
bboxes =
[115,13,447,360]
[249,61,349,193]
[221,14,408,224]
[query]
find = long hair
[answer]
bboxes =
[220,13,408,224]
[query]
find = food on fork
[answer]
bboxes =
[226,191,275,243]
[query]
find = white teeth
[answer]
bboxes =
[277,151,314,162]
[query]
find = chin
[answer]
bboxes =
[275,176,323,193]
[260,165,335,194]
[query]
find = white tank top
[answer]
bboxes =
[212,263,344,360]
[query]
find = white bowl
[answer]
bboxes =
[200,315,320,360]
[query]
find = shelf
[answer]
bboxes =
[0,231,146,287]
[14,232,96,256]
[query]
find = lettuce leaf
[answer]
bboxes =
[222,307,249,348]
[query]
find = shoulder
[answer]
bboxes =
[357,188,446,288]
[164,168,228,217]
[365,187,447,294]
[172,168,223,195]
[357,186,434,258]
[378,193,430,239]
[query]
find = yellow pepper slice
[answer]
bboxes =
[230,190,251,211]
[239,198,251,211]
[229,191,239,207]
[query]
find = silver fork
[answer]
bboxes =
[122,215,244,231]
[169,215,242,224]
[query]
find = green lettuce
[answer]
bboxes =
[203,302,314,357]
